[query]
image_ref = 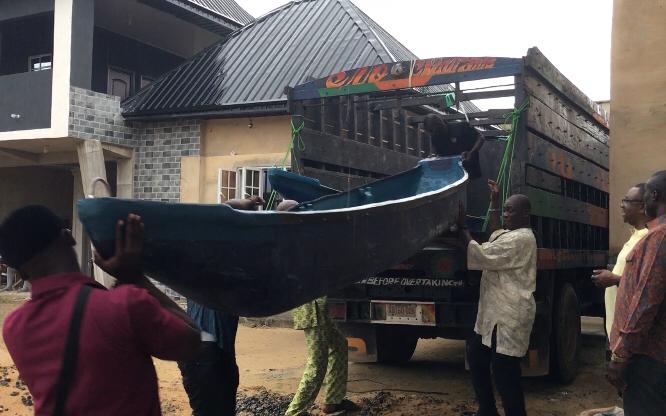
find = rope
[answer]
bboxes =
[481,98,530,231]
[266,119,305,210]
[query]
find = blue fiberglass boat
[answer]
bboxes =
[267,169,339,202]
[77,156,467,316]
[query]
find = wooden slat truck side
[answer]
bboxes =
[287,47,609,382]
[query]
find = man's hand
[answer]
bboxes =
[592,269,621,288]
[488,179,500,203]
[94,213,144,283]
[226,195,265,211]
[607,359,628,394]
[457,202,473,247]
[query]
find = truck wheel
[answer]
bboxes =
[551,283,581,383]
[376,326,418,364]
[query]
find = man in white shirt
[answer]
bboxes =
[459,181,537,416]
[591,183,652,338]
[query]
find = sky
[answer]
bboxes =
[236,0,613,102]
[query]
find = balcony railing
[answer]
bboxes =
[0,70,53,133]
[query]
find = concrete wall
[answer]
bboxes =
[181,116,292,203]
[133,120,201,201]
[69,86,135,146]
[609,0,666,253]
[0,166,74,222]
[0,0,54,22]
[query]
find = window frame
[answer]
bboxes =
[218,166,284,209]
[28,53,52,72]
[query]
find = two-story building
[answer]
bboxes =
[0,0,252,269]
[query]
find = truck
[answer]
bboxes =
[286,48,609,382]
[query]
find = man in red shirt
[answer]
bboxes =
[0,205,201,415]
[608,170,666,416]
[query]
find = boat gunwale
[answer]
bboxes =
[79,159,468,221]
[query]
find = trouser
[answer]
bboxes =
[285,322,348,416]
[178,342,239,416]
[2,267,16,291]
[467,332,526,416]
[623,355,666,416]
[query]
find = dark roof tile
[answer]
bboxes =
[124,0,478,117]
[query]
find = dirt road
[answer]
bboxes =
[0,292,620,415]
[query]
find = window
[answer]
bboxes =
[108,68,133,100]
[29,54,52,72]
[242,168,263,198]
[218,167,279,207]
[218,169,238,203]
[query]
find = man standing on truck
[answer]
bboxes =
[592,183,652,339]
[458,181,537,416]
[424,114,485,179]
[608,170,666,415]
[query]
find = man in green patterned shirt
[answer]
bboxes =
[277,200,353,416]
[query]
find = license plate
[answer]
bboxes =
[387,303,416,319]
[372,302,436,326]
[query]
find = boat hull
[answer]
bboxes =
[77,157,467,316]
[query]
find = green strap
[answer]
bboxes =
[482,98,529,231]
[266,119,305,210]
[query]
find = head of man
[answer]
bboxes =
[644,170,666,219]
[621,183,650,226]
[0,205,78,280]
[276,199,299,212]
[502,194,531,230]
[423,114,448,137]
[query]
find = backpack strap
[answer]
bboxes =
[53,284,94,416]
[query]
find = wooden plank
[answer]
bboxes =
[367,104,376,145]
[442,109,512,122]
[481,129,510,138]
[469,118,507,127]
[526,132,609,192]
[537,249,607,270]
[525,48,609,129]
[458,89,515,101]
[524,75,608,144]
[319,98,326,134]
[510,74,529,196]
[392,109,401,152]
[378,109,386,148]
[404,111,415,155]
[298,129,420,176]
[523,186,608,228]
[525,165,562,194]
[369,94,453,111]
[526,98,609,168]
[354,96,370,143]
[408,109,514,125]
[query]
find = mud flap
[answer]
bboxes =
[338,322,378,362]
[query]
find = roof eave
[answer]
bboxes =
[122,101,289,121]
[140,0,246,35]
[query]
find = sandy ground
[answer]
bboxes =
[0,292,621,415]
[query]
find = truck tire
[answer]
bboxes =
[376,326,418,364]
[551,283,581,383]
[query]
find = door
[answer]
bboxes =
[107,68,133,100]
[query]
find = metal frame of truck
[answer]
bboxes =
[287,48,609,382]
